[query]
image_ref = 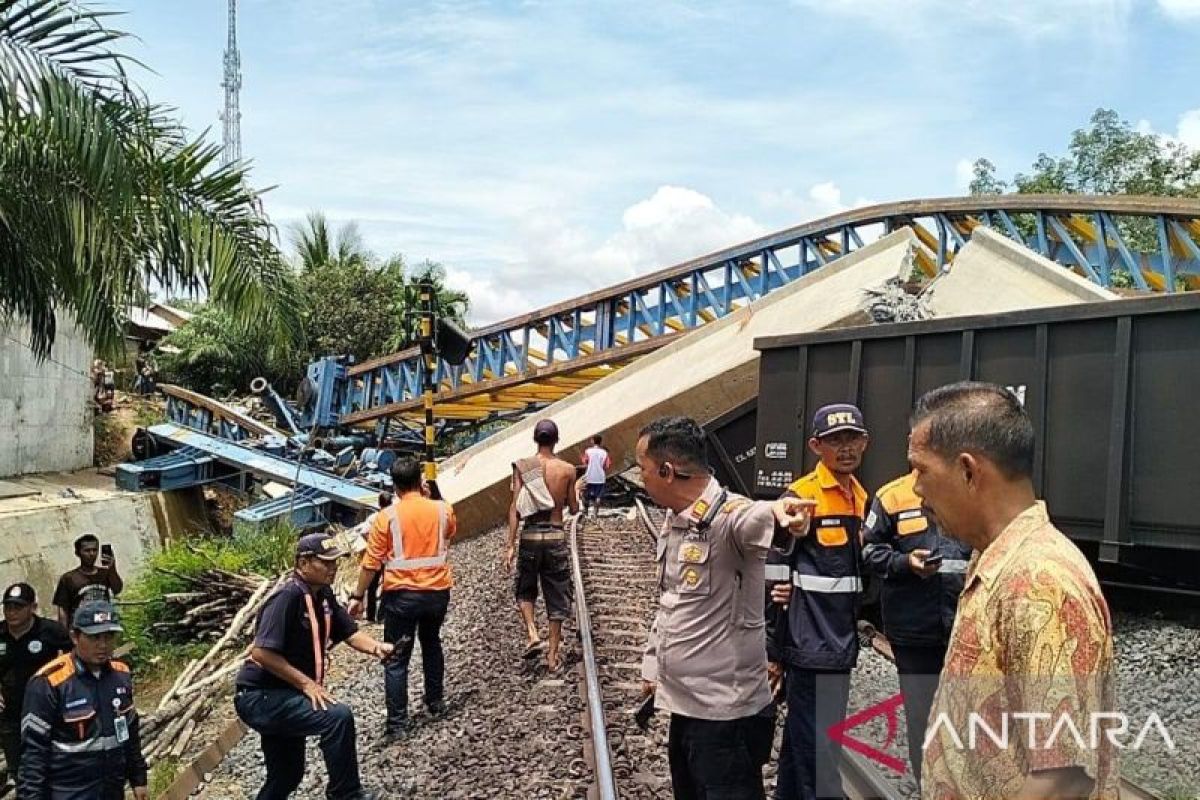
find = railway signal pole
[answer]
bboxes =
[417,278,473,501]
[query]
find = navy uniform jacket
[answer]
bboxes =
[18,653,147,799]
[861,471,972,647]
[767,462,868,671]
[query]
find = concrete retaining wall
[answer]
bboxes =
[0,316,93,478]
[0,494,160,608]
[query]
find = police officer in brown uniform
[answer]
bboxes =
[637,416,817,800]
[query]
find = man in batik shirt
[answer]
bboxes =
[907,382,1118,800]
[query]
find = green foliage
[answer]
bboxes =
[121,523,298,658]
[291,213,471,362]
[157,304,302,395]
[973,109,1200,200]
[149,758,180,797]
[157,212,474,396]
[0,0,302,361]
[969,109,1200,256]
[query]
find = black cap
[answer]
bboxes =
[533,419,559,442]
[1,583,35,607]
[295,533,350,560]
[73,600,123,634]
[811,403,868,438]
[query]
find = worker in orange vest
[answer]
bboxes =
[348,456,457,739]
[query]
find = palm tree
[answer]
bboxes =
[389,260,471,352]
[289,212,370,273]
[0,0,301,359]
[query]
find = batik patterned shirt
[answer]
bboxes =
[921,502,1119,800]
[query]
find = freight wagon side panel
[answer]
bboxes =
[752,294,1200,588]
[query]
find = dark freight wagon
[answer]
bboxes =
[719,293,1200,591]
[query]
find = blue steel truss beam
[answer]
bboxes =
[335,195,1200,426]
[117,423,379,528]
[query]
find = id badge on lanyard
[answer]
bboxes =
[114,714,130,743]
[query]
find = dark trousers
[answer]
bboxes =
[668,708,775,800]
[365,570,381,623]
[891,643,946,786]
[0,714,18,782]
[776,669,852,800]
[234,687,363,800]
[382,588,450,729]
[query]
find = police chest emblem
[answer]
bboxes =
[27,640,41,654]
[112,698,121,709]
[681,544,704,563]
[681,567,701,588]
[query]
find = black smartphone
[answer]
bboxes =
[100,544,114,563]
[923,550,943,568]
[633,693,656,730]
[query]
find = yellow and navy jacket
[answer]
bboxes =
[766,462,867,671]
[861,471,972,647]
[18,653,147,799]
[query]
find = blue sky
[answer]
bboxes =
[122,0,1200,322]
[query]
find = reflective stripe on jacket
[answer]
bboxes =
[769,462,867,671]
[860,471,971,647]
[18,653,147,798]
[363,492,456,591]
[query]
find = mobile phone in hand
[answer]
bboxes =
[633,693,656,730]
[100,544,114,565]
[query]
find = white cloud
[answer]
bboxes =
[955,159,976,193]
[1133,109,1200,151]
[759,182,876,223]
[790,0,1133,41]
[447,185,766,314]
[1176,109,1200,149]
[1156,0,1200,19]
[443,268,532,327]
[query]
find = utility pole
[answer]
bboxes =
[419,280,441,499]
[220,0,242,166]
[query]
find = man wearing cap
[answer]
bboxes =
[503,418,579,671]
[768,403,870,800]
[0,583,71,786]
[19,599,148,799]
[234,532,392,800]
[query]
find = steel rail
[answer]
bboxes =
[567,512,619,800]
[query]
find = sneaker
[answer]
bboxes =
[426,699,448,717]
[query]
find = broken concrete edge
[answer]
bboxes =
[439,228,921,482]
[159,715,248,800]
[941,225,1117,302]
[436,230,922,540]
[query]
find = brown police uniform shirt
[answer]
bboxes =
[641,477,776,721]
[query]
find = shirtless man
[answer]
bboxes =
[503,419,579,671]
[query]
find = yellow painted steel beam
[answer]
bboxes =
[913,246,937,277]
[1061,214,1098,243]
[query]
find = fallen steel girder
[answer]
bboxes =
[116,423,379,529]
